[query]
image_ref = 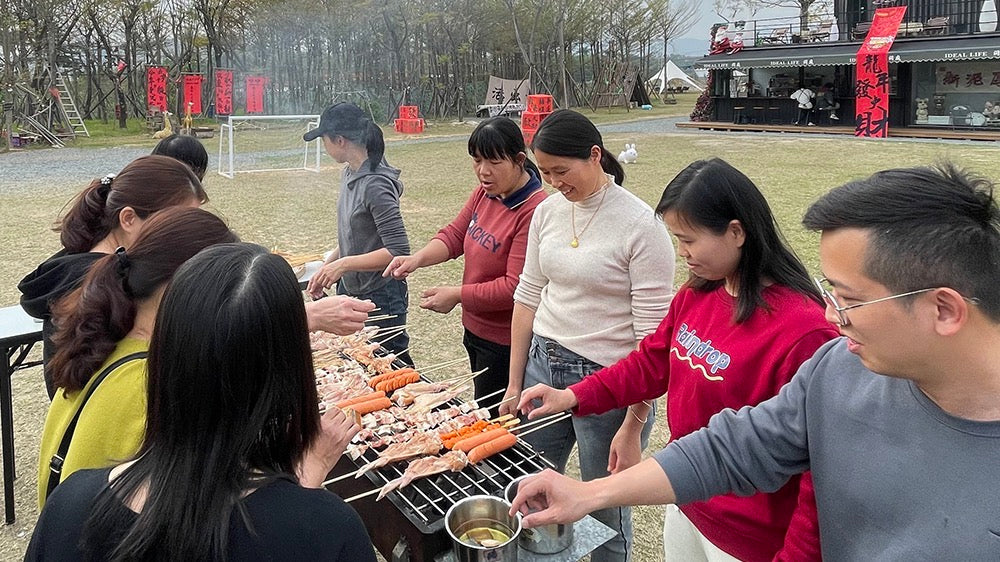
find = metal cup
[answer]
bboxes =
[504,474,574,554]
[445,495,521,562]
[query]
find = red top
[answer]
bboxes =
[433,180,546,345]
[571,284,838,561]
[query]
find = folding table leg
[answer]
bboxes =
[1,354,15,525]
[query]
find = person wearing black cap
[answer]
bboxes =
[304,103,412,365]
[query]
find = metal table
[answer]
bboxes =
[0,305,43,524]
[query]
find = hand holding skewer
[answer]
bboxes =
[298,406,361,488]
[517,384,578,420]
[306,296,376,335]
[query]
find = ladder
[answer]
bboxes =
[54,71,89,137]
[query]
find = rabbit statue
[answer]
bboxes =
[617,143,638,164]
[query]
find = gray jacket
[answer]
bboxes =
[657,338,1000,560]
[337,159,410,295]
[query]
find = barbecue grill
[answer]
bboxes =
[319,342,556,562]
[328,431,554,561]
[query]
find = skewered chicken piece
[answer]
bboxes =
[391,381,451,406]
[411,384,471,413]
[377,450,469,501]
[356,433,444,477]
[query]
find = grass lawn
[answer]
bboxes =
[0,113,997,559]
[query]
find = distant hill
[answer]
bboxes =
[671,37,709,57]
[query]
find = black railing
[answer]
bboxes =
[712,0,998,50]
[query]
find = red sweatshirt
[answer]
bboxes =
[433,177,545,345]
[571,284,838,561]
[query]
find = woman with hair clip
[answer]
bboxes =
[303,102,412,364]
[383,117,546,401]
[27,243,375,562]
[19,155,209,399]
[517,158,839,561]
[500,109,676,562]
[36,207,238,508]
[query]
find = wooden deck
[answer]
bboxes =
[675,121,1000,142]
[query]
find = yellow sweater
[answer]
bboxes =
[37,338,149,508]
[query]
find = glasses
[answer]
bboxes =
[813,277,936,326]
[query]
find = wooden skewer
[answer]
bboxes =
[365,314,398,323]
[419,358,473,375]
[439,368,487,386]
[374,327,408,345]
[513,412,572,437]
[323,468,363,486]
[485,394,518,410]
[343,487,382,503]
[475,387,506,404]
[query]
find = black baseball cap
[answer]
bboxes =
[303,102,366,142]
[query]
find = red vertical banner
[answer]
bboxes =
[147,66,168,112]
[855,6,906,137]
[182,75,204,114]
[215,70,233,115]
[245,75,267,114]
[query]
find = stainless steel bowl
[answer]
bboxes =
[504,474,574,554]
[445,495,522,562]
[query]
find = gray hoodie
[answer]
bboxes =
[337,159,410,295]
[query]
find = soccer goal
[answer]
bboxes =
[217,115,323,179]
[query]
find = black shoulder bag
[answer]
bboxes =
[45,351,148,502]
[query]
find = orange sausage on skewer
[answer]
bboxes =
[351,396,393,415]
[376,372,420,393]
[439,420,488,441]
[334,391,387,409]
[468,433,518,464]
[368,367,416,389]
[452,428,510,453]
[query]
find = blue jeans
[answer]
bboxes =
[338,279,411,366]
[520,334,655,562]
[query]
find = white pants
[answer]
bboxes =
[662,504,740,562]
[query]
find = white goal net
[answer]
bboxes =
[217,115,323,178]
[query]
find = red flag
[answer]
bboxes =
[245,75,267,114]
[147,66,168,112]
[855,6,906,137]
[182,75,204,114]
[215,70,233,115]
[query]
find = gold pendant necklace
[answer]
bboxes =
[570,181,610,248]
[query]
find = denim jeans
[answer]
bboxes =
[462,329,510,407]
[338,278,412,366]
[520,334,655,562]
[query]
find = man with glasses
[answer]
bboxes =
[509,163,1000,559]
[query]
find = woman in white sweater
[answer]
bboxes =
[500,109,675,562]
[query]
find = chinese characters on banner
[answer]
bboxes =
[182,75,204,114]
[935,61,1000,93]
[855,6,906,137]
[484,76,531,107]
[245,76,267,114]
[215,70,234,115]
[147,66,168,112]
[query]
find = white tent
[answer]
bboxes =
[647,60,703,94]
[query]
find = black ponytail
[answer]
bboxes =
[365,119,386,171]
[531,109,626,186]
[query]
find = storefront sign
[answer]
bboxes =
[935,61,1000,93]
[855,6,907,138]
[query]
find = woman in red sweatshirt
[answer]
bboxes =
[384,117,546,401]
[518,158,838,561]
